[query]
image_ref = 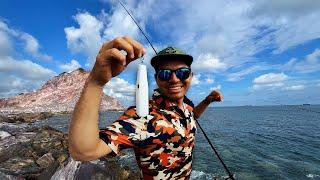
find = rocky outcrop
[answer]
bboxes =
[0,124,69,179]
[0,68,124,115]
[0,122,140,179]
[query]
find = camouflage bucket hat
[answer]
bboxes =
[150,47,193,68]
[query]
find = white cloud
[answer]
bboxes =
[0,20,52,61]
[191,74,201,86]
[0,56,56,80]
[227,65,272,82]
[103,77,136,106]
[210,84,221,90]
[0,20,56,97]
[59,59,81,73]
[306,49,320,63]
[252,72,288,90]
[0,56,56,97]
[282,85,305,91]
[64,9,149,69]
[253,73,288,84]
[65,12,104,66]
[250,0,320,54]
[20,33,52,61]
[0,30,13,57]
[102,8,140,41]
[284,49,320,73]
[192,53,227,72]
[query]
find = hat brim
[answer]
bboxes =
[151,54,193,68]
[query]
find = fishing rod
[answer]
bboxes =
[116,0,235,179]
[117,0,157,55]
[195,120,235,180]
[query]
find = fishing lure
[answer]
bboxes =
[136,57,149,117]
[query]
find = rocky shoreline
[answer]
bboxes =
[0,113,139,180]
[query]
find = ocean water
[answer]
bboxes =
[191,105,320,180]
[34,105,320,179]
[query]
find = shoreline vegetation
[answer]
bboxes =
[0,111,137,180]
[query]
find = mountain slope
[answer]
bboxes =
[0,68,124,113]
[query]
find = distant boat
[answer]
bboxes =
[302,104,311,106]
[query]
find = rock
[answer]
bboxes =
[38,161,60,180]
[0,124,70,179]
[73,159,140,180]
[30,126,69,162]
[0,122,139,180]
[0,131,11,139]
[0,171,17,180]
[0,114,7,122]
[0,132,37,156]
[0,112,53,123]
[57,153,68,165]
[36,153,55,168]
[0,122,30,135]
[0,157,41,176]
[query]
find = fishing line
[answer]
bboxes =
[195,119,235,180]
[117,0,158,55]
[117,0,235,179]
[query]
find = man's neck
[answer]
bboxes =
[170,98,184,110]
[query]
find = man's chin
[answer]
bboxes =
[166,93,184,101]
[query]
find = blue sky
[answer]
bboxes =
[0,0,319,107]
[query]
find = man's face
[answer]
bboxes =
[155,59,193,102]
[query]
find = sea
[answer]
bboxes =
[34,105,320,180]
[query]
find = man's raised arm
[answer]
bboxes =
[68,36,145,161]
[193,90,223,120]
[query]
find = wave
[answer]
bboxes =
[306,174,320,179]
[190,170,215,180]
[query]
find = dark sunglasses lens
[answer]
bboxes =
[176,68,191,80]
[157,69,172,81]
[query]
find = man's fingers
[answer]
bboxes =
[108,48,126,65]
[99,36,145,66]
[112,37,135,61]
[123,36,145,56]
[123,36,145,64]
[97,48,126,66]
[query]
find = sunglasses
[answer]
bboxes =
[156,67,192,81]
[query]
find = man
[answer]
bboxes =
[69,36,223,179]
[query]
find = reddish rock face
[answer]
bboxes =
[0,69,124,114]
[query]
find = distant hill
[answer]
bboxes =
[0,68,124,114]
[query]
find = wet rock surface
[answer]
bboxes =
[0,121,140,180]
[0,112,53,123]
[0,124,69,179]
